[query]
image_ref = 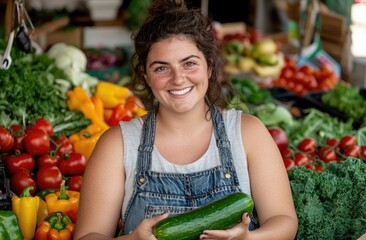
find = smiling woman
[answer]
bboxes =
[73,0,298,239]
[144,36,210,113]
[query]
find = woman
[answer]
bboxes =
[74,0,298,239]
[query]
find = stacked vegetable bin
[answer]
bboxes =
[222,32,366,240]
[0,42,145,239]
[1,30,366,239]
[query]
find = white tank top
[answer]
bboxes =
[119,108,251,216]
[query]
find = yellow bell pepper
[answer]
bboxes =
[12,186,40,240]
[37,199,48,225]
[91,95,104,122]
[104,108,113,123]
[66,86,109,130]
[45,180,80,215]
[94,81,130,108]
[69,123,106,160]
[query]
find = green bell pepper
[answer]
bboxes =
[0,210,23,240]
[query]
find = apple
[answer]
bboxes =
[268,127,288,152]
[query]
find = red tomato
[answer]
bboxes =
[325,138,339,148]
[51,135,73,158]
[283,158,295,171]
[297,138,317,153]
[267,127,288,152]
[68,175,83,192]
[37,154,59,170]
[281,148,292,159]
[360,145,366,159]
[0,126,15,153]
[304,75,318,90]
[299,65,315,75]
[312,163,324,172]
[36,166,63,191]
[24,129,50,156]
[294,152,311,166]
[280,67,295,80]
[10,170,37,196]
[9,124,23,134]
[318,146,337,163]
[344,145,360,158]
[5,153,35,176]
[58,152,87,176]
[340,135,358,151]
[33,118,53,135]
[13,134,25,153]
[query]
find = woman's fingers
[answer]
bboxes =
[199,212,251,239]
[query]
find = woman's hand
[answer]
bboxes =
[128,212,169,240]
[199,213,251,240]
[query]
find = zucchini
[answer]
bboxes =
[153,192,254,240]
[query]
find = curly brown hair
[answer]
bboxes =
[130,0,229,110]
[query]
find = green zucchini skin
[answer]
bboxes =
[153,192,254,240]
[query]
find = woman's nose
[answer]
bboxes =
[171,68,186,84]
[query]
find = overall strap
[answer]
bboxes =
[211,106,235,168]
[135,109,156,185]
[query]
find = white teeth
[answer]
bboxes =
[169,87,192,95]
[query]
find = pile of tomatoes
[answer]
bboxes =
[271,56,338,95]
[0,118,85,196]
[282,135,366,171]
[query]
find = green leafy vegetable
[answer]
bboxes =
[0,41,90,136]
[288,158,366,240]
[286,109,355,148]
[321,83,366,127]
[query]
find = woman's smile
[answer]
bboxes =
[169,86,193,96]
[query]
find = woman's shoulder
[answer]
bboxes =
[224,108,264,128]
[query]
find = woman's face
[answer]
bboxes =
[144,35,211,113]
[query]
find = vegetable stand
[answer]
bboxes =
[1,3,366,239]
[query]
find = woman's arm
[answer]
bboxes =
[73,126,125,239]
[242,114,298,239]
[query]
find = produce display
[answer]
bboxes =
[153,192,254,240]
[271,56,338,95]
[0,41,147,239]
[1,30,366,239]
[222,35,284,78]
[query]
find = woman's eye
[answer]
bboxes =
[184,61,196,68]
[154,66,167,72]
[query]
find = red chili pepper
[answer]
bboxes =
[58,152,87,176]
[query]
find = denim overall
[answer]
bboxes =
[122,106,257,235]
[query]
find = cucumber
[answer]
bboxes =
[153,192,254,240]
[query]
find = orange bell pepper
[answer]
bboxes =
[35,212,75,240]
[68,123,106,160]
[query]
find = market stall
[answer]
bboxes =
[0,0,366,239]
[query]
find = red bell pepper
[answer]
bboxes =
[58,152,87,176]
[107,103,133,126]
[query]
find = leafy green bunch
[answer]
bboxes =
[288,158,366,240]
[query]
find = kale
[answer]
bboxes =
[288,158,366,240]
